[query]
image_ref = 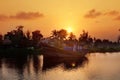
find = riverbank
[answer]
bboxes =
[88,47,120,53]
[0,47,42,56]
[0,43,86,59]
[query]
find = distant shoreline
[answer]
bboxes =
[0,45,120,56]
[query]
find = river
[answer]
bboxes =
[0,52,120,80]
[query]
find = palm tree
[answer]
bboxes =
[79,30,89,45]
[78,30,94,49]
[58,29,68,40]
[51,30,58,38]
[68,32,76,41]
[51,29,68,40]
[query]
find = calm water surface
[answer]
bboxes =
[0,52,120,80]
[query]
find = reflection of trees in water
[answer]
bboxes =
[0,54,43,77]
[0,55,28,80]
[32,55,43,74]
[0,54,88,76]
[0,59,2,68]
[43,56,88,70]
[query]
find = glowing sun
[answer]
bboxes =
[66,27,73,33]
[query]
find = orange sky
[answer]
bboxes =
[0,0,120,41]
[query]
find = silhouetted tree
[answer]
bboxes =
[87,36,93,47]
[16,25,24,38]
[94,39,102,47]
[51,29,67,40]
[68,32,76,41]
[3,25,26,47]
[79,30,92,45]
[32,30,43,45]
[103,39,109,44]
[58,29,67,40]
[51,30,58,38]
[79,30,88,43]
[0,34,3,45]
[26,30,31,40]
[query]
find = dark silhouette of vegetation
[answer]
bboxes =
[0,25,44,55]
[78,30,120,52]
[51,29,67,40]
[0,34,3,45]
[79,30,93,49]
[50,29,120,53]
[26,30,31,40]
[32,30,43,47]
[0,25,120,54]
[1,25,43,48]
[68,32,76,41]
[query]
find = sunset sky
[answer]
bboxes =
[0,0,120,41]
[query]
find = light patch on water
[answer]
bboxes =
[39,66,88,80]
[0,53,120,80]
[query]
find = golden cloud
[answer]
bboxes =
[104,10,119,16]
[0,12,44,21]
[84,9,102,18]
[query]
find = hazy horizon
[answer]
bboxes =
[0,0,120,41]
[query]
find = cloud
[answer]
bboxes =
[104,10,119,16]
[104,10,120,21]
[0,14,9,21]
[84,9,102,18]
[84,9,120,21]
[10,12,44,20]
[0,12,44,21]
[114,16,120,20]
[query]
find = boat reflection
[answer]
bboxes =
[43,55,88,70]
[0,53,88,75]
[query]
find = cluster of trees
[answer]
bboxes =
[51,29,120,52]
[0,25,120,52]
[51,29,76,41]
[51,29,68,40]
[78,30,120,52]
[0,26,43,48]
[48,29,76,48]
